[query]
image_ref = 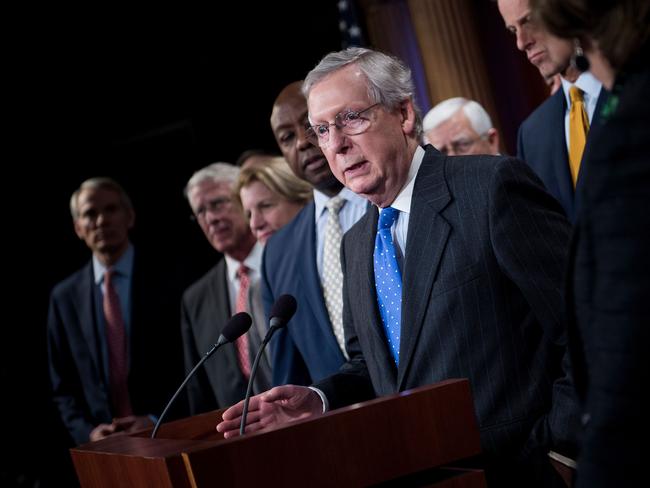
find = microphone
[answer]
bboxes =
[269,294,298,329]
[151,312,252,439]
[240,294,297,435]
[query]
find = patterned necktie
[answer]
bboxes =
[235,264,251,379]
[103,269,133,417]
[322,196,348,357]
[373,207,402,366]
[568,85,590,187]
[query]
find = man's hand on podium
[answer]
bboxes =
[88,415,153,442]
[217,385,323,439]
[112,415,153,434]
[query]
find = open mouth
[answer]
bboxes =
[344,160,368,176]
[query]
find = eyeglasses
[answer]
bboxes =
[190,197,232,222]
[305,103,380,147]
[437,135,486,156]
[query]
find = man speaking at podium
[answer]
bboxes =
[219,48,579,487]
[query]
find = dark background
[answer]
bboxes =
[5,4,343,485]
[4,2,544,485]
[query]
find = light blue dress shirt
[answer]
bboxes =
[314,187,368,279]
[561,71,603,154]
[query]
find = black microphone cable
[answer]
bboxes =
[151,312,252,439]
[239,294,297,435]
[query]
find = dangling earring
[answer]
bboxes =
[571,39,590,72]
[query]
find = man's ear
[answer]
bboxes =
[399,99,416,136]
[486,128,500,154]
[73,219,85,240]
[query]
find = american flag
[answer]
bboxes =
[337,0,366,48]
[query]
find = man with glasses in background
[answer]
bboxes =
[422,97,501,156]
[181,162,271,415]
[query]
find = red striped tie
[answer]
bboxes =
[103,269,133,417]
[235,264,251,378]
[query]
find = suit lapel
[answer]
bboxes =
[352,206,398,385]
[591,87,609,127]
[77,262,105,382]
[247,278,272,391]
[212,259,232,329]
[576,88,609,203]
[207,260,239,392]
[398,149,451,389]
[549,90,576,219]
[359,207,389,344]
[298,202,344,356]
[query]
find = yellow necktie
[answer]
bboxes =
[568,86,590,187]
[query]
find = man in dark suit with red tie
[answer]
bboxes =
[47,178,183,445]
[181,163,271,415]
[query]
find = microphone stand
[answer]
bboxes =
[151,341,225,439]
[239,325,281,435]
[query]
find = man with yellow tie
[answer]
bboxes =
[497,0,607,222]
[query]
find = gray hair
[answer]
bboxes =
[184,162,240,200]
[303,47,423,140]
[70,177,133,220]
[423,97,493,137]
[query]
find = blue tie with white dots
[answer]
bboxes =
[374,207,402,366]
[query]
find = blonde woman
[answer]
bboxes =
[236,157,312,244]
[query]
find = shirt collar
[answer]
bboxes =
[314,186,362,219]
[93,243,134,285]
[561,71,602,105]
[225,240,263,282]
[384,145,425,214]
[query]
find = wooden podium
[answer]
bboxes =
[71,379,486,487]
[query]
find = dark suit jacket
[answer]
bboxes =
[517,87,607,222]
[181,259,271,415]
[262,201,347,386]
[568,66,650,488]
[47,251,184,445]
[315,147,580,482]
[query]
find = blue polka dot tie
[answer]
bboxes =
[374,207,402,366]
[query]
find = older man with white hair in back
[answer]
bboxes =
[423,97,500,156]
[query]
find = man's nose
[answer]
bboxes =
[328,127,350,153]
[516,28,533,52]
[204,207,223,224]
[297,126,312,151]
[96,212,109,225]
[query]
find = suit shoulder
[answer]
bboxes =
[267,203,313,246]
[520,90,564,134]
[50,263,91,301]
[264,203,314,260]
[445,153,515,177]
[443,154,543,197]
[182,262,224,302]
